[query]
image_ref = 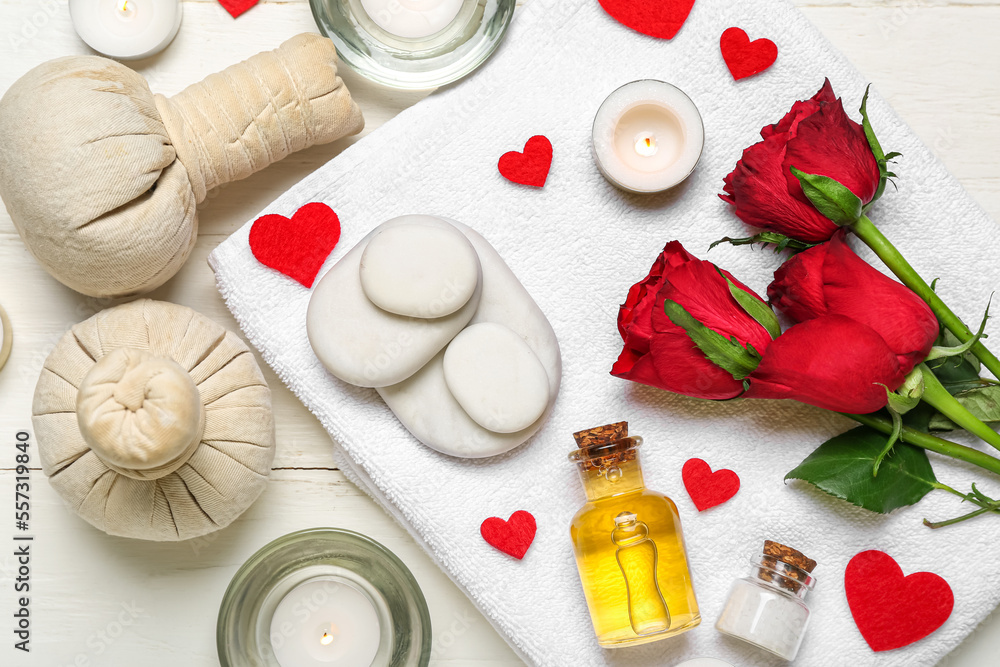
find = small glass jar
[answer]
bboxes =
[715,552,817,660]
[568,423,700,648]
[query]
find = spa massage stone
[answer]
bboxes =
[0,33,364,299]
[307,215,561,458]
[32,299,276,541]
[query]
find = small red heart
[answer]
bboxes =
[682,458,740,511]
[480,510,536,560]
[598,0,696,40]
[846,550,954,652]
[720,27,778,81]
[218,0,258,18]
[498,136,552,188]
[249,202,341,288]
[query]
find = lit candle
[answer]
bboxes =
[69,0,182,60]
[359,0,464,39]
[592,80,705,194]
[269,578,382,667]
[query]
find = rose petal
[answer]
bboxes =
[782,96,881,204]
[745,315,905,413]
[721,135,840,243]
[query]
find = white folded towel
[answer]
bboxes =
[209,0,1000,664]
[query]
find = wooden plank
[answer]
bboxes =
[0,468,519,665]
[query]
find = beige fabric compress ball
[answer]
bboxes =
[0,33,364,298]
[32,300,276,541]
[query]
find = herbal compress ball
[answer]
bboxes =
[0,33,364,298]
[32,300,276,541]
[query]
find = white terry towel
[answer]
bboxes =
[209,0,1000,664]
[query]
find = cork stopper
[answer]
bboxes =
[569,422,639,471]
[760,540,817,593]
[573,421,628,447]
[763,540,817,573]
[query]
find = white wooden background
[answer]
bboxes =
[0,1,998,665]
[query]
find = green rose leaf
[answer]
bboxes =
[929,385,1000,431]
[860,85,887,164]
[723,275,782,341]
[790,167,864,227]
[708,232,818,254]
[663,299,761,380]
[859,85,902,207]
[785,426,937,513]
[926,328,987,395]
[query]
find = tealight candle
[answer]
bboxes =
[359,0,464,39]
[269,577,382,667]
[592,80,704,194]
[70,0,182,60]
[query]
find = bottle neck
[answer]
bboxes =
[749,556,815,601]
[576,456,645,501]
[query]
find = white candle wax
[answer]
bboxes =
[592,80,704,194]
[270,578,382,667]
[70,0,182,60]
[359,0,464,39]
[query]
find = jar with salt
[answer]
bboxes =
[568,422,700,648]
[715,540,818,660]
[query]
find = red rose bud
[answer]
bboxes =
[745,315,906,413]
[720,79,881,243]
[612,242,775,400]
[768,231,938,375]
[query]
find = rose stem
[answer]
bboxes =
[917,362,1000,453]
[844,412,1000,476]
[924,507,994,529]
[850,214,1000,379]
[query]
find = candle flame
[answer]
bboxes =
[119,0,129,11]
[633,133,658,158]
[320,631,333,646]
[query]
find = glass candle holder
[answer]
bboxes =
[217,528,432,667]
[309,0,515,89]
[568,422,700,648]
[715,546,818,660]
[592,80,704,194]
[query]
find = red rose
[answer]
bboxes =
[612,242,774,400]
[720,79,881,243]
[745,315,906,413]
[768,231,938,375]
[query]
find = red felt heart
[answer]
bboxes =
[218,0,258,18]
[480,511,537,560]
[846,550,954,652]
[682,458,740,511]
[598,0,696,40]
[498,136,552,188]
[720,27,778,81]
[249,202,341,288]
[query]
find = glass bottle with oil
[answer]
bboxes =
[568,422,700,648]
